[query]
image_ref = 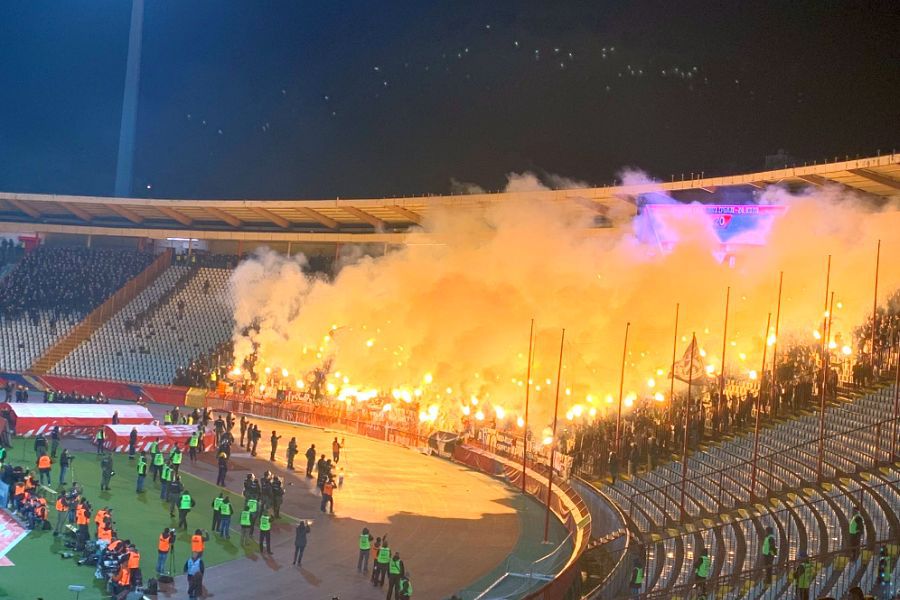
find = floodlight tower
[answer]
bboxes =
[113,0,144,198]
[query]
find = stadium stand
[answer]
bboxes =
[52,255,235,384]
[0,247,153,371]
[609,380,900,599]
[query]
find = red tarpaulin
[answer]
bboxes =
[0,403,154,437]
[102,424,215,453]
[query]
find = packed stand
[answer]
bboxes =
[0,246,154,321]
[0,238,25,268]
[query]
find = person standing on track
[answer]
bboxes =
[373,538,391,587]
[358,527,373,574]
[286,437,298,470]
[258,510,272,554]
[188,431,200,462]
[128,427,137,459]
[269,430,281,462]
[332,437,341,463]
[157,527,175,574]
[293,519,310,567]
[305,444,316,478]
[184,551,205,600]
[385,552,405,600]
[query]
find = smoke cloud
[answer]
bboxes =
[228,174,900,430]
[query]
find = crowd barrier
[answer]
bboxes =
[2,371,190,406]
[453,445,592,600]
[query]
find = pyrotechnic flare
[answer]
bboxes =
[228,176,900,429]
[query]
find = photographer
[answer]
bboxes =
[157,528,175,575]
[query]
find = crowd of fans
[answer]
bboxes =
[3,382,111,405]
[0,247,154,322]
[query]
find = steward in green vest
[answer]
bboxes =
[135,452,148,493]
[761,526,777,580]
[188,432,200,462]
[694,547,711,594]
[245,498,259,535]
[389,554,403,575]
[177,491,194,530]
[258,513,273,554]
[398,575,412,599]
[793,553,813,593]
[212,493,224,532]
[630,558,645,593]
[170,446,183,475]
[160,463,173,501]
[848,509,864,558]
[218,498,233,539]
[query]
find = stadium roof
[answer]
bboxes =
[0,153,897,243]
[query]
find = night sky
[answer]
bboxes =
[0,1,897,200]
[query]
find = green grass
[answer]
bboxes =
[0,439,257,600]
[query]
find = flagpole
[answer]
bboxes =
[522,319,535,494]
[543,328,565,544]
[614,322,631,454]
[668,303,679,517]
[892,336,900,461]
[770,272,784,416]
[679,332,696,521]
[718,288,730,433]
[817,288,835,483]
[871,240,881,366]
[750,312,772,501]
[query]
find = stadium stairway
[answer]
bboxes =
[607,381,900,599]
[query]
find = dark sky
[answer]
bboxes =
[0,1,897,199]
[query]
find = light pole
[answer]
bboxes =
[114,0,145,197]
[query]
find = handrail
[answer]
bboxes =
[630,534,897,600]
[599,393,899,525]
[574,477,634,599]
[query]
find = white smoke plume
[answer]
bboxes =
[228,174,900,430]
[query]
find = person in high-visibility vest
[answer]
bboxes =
[157,528,174,574]
[136,451,148,494]
[629,557,645,596]
[258,511,273,554]
[385,552,405,600]
[160,462,173,501]
[848,508,864,559]
[178,490,195,530]
[191,528,208,556]
[152,446,165,482]
[398,573,412,600]
[761,526,778,581]
[37,452,52,485]
[693,546,711,596]
[218,497,233,539]
[357,527,373,573]
[127,543,141,582]
[164,412,172,425]
[877,546,894,599]
[188,432,200,463]
[112,562,131,595]
[793,551,813,600]
[53,490,68,536]
[170,445,183,476]
[239,506,252,545]
[246,498,259,535]
[94,428,105,454]
[374,540,392,587]
[320,478,335,514]
[212,493,225,532]
[75,502,91,550]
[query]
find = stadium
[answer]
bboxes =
[2,2,900,599]
[1,152,899,600]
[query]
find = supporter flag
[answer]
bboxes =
[672,334,706,383]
